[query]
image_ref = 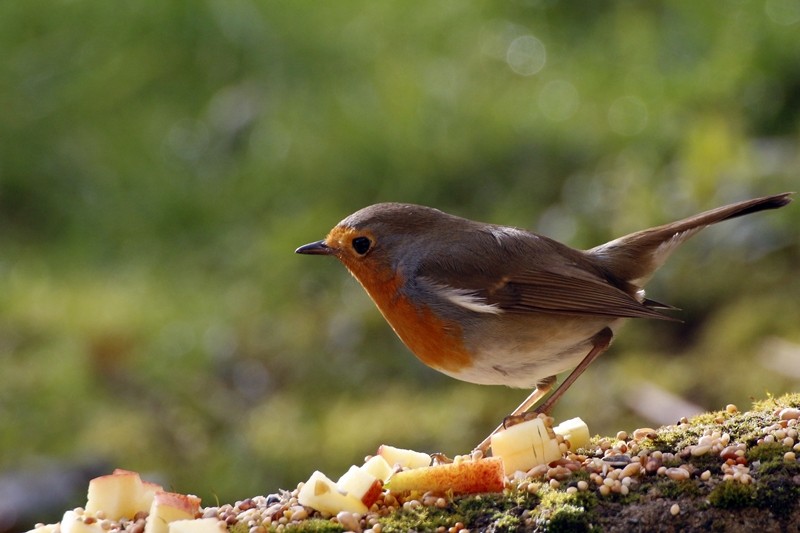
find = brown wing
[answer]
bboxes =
[414,229,677,321]
[482,267,676,320]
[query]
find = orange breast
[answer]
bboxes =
[347,263,473,374]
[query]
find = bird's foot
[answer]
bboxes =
[502,410,552,429]
[430,452,453,465]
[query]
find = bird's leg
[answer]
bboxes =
[474,327,614,454]
[531,327,614,417]
[474,376,556,454]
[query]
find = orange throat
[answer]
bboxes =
[345,263,473,374]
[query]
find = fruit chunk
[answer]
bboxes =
[111,469,164,515]
[168,518,224,533]
[490,417,562,474]
[336,466,383,508]
[141,480,166,513]
[553,417,591,450]
[386,457,504,494]
[361,455,393,482]
[144,491,201,533]
[85,470,145,520]
[298,471,368,515]
[377,445,431,469]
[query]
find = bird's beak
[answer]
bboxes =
[295,239,334,255]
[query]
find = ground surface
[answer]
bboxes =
[200,393,800,532]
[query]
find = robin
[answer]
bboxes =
[296,192,792,452]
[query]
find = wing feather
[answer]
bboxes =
[487,269,675,320]
[414,230,677,321]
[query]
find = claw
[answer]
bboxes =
[430,452,453,465]
[502,412,532,429]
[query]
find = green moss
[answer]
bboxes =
[708,481,756,509]
[378,503,452,532]
[729,411,782,446]
[229,522,249,533]
[759,458,800,478]
[546,503,597,533]
[752,393,800,412]
[379,506,442,532]
[751,454,800,517]
[568,469,592,483]
[529,485,599,532]
[467,491,535,531]
[487,511,523,532]
[689,412,727,427]
[281,519,344,532]
[650,417,715,453]
[358,394,800,531]
[379,491,538,533]
[754,476,800,517]
[655,479,702,499]
[380,484,598,532]
[648,393,800,456]
[685,453,724,475]
[538,487,586,510]
[748,442,790,464]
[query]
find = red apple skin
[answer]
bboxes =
[359,479,383,508]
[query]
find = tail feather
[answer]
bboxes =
[589,192,793,285]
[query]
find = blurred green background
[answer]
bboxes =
[1,0,799,524]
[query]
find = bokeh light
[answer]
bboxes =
[506,35,546,76]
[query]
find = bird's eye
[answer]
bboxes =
[352,236,371,255]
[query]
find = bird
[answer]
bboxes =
[296,192,792,451]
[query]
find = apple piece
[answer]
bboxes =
[385,457,504,494]
[553,417,591,450]
[336,466,383,508]
[140,480,165,513]
[168,518,224,533]
[377,445,431,469]
[144,491,201,533]
[297,471,368,515]
[361,455,393,482]
[490,417,562,474]
[112,468,164,512]
[111,469,164,511]
[60,511,104,533]
[112,468,140,476]
[85,470,145,520]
